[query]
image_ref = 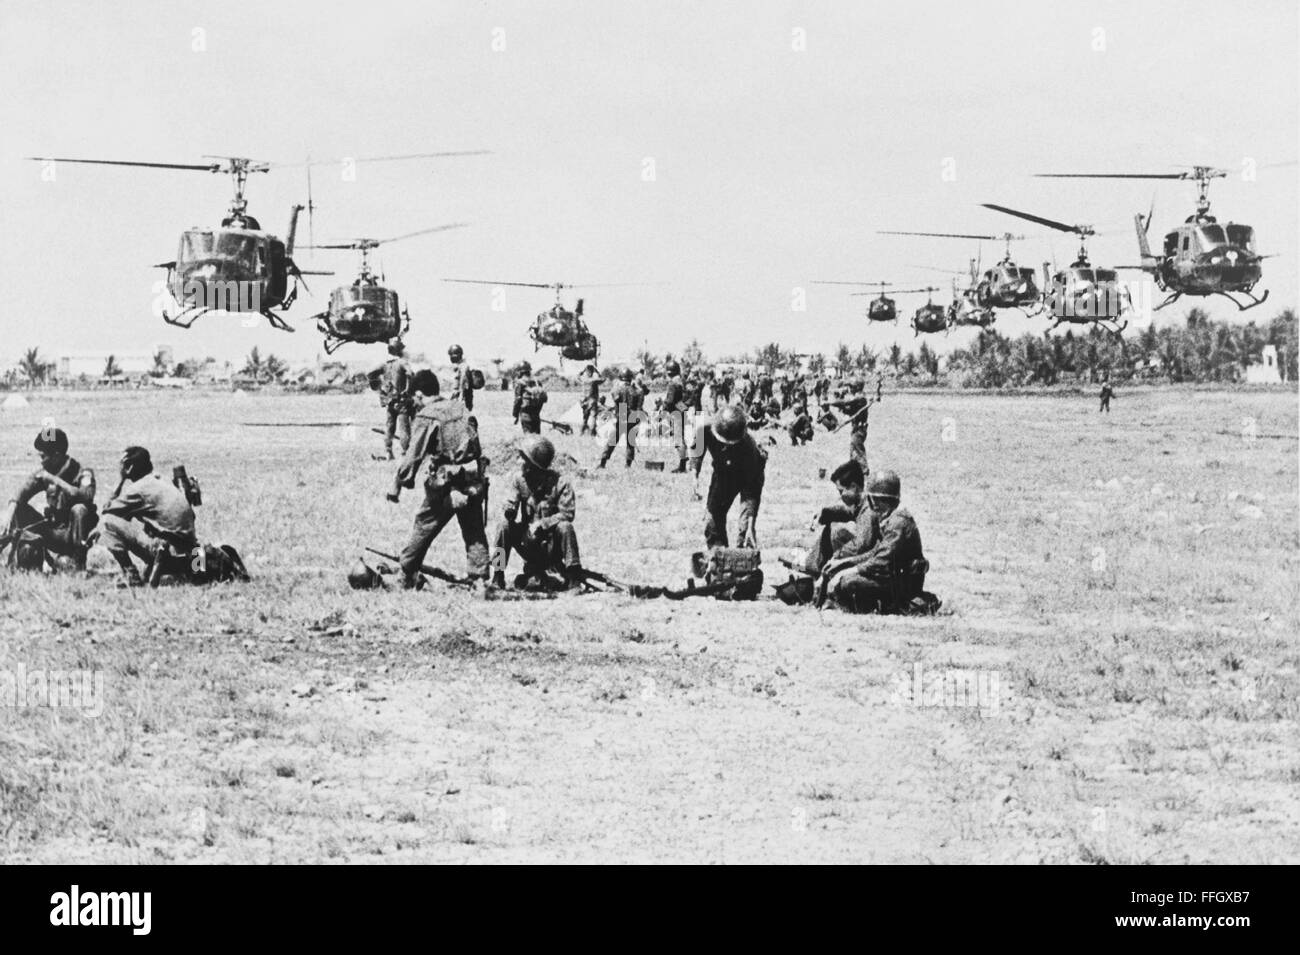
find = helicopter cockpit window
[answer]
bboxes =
[214,233,259,269]
[1072,269,1095,283]
[1226,224,1256,250]
[1095,269,1117,283]
[180,232,216,260]
[1017,268,1036,282]
[1197,224,1227,248]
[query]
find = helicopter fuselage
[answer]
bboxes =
[866,296,897,323]
[911,303,949,335]
[1043,265,1131,323]
[167,227,287,314]
[317,282,405,346]
[975,264,1040,309]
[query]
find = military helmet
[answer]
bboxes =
[712,405,748,444]
[518,434,556,470]
[11,532,46,572]
[620,368,634,381]
[448,344,464,360]
[388,339,406,356]
[665,360,681,377]
[517,360,532,375]
[34,427,68,456]
[867,470,901,500]
[347,560,384,590]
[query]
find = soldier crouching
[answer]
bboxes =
[389,370,489,588]
[2,427,98,571]
[821,470,929,613]
[490,435,584,590]
[100,446,196,586]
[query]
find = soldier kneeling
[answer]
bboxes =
[490,435,584,590]
[99,446,247,586]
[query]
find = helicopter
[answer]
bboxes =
[906,287,950,336]
[441,280,646,362]
[910,263,998,329]
[880,230,1042,314]
[28,151,485,331]
[811,281,935,324]
[301,224,467,353]
[981,203,1132,335]
[1035,166,1269,311]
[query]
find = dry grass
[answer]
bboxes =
[0,384,1296,863]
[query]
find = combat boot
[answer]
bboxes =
[490,570,507,589]
[562,565,586,591]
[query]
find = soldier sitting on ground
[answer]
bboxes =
[819,470,929,613]
[799,460,878,575]
[99,446,196,586]
[1,427,97,571]
[490,435,584,590]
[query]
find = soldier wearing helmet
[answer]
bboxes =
[368,339,415,460]
[598,368,647,468]
[663,360,690,472]
[388,369,489,587]
[510,360,533,424]
[490,435,584,590]
[448,343,476,412]
[516,374,548,434]
[689,405,767,548]
[578,364,602,436]
[787,400,815,446]
[821,469,928,613]
[2,427,97,571]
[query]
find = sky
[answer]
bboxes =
[1,0,1297,369]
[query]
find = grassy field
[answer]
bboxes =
[1,384,1297,863]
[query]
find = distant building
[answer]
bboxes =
[58,345,171,379]
[1244,345,1282,385]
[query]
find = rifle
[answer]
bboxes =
[364,547,477,589]
[577,568,630,593]
[541,418,573,435]
[831,377,885,434]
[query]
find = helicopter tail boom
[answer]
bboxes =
[1133,213,1157,271]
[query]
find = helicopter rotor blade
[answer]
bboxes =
[879,230,1002,240]
[27,156,221,172]
[1034,172,1187,180]
[981,203,1091,236]
[269,151,492,169]
[443,279,558,289]
[378,223,469,244]
[811,280,897,286]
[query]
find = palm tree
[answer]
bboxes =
[152,349,171,377]
[19,347,47,388]
[634,348,659,378]
[103,354,122,378]
[834,343,853,377]
[242,347,264,381]
[263,353,288,383]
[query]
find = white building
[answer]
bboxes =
[1244,345,1282,384]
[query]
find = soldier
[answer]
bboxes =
[683,369,704,415]
[758,370,774,403]
[516,375,548,434]
[822,470,928,613]
[99,446,195,586]
[747,398,768,430]
[689,405,767,548]
[1,427,97,571]
[510,360,533,424]
[448,344,475,411]
[490,435,584,590]
[387,370,488,588]
[828,390,872,473]
[598,369,645,468]
[578,364,602,435]
[800,460,877,574]
[737,371,756,407]
[663,360,690,473]
[788,401,815,446]
[1099,377,1114,413]
[371,340,414,460]
[715,369,734,409]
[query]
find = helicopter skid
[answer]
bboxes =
[1218,288,1270,311]
[161,303,212,329]
[261,310,295,333]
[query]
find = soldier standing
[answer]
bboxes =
[579,364,602,436]
[372,340,414,460]
[387,370,489,588]
[828,389,872,473]
[1,427,97,571]
[510,360,533,425]
[758,371,774,404]
[664,360,690,473]
[448,344,475,411]
[516,375,548,433]
[598,369,645,468]
[1099,377,1114,413]
[490,435,584,590]
[689,405,767,548]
